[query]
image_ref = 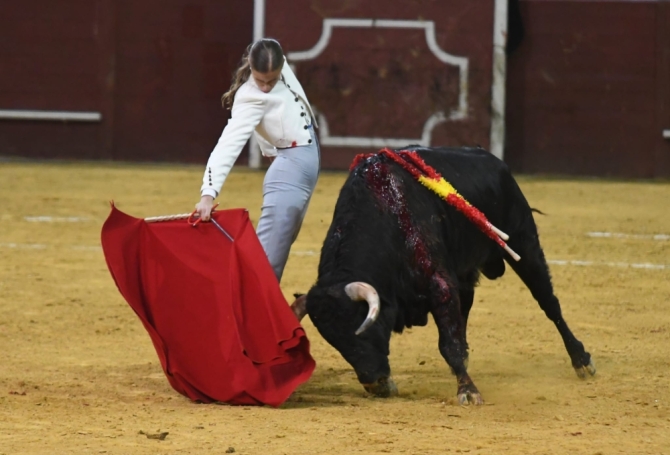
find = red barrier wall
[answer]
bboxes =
[505,0,670,178]
[0,0,252,163]
[2,1,668,178]
[0,0,105,159]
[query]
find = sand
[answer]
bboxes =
[0,161,669,454]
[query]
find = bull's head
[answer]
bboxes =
[305,282,398,397]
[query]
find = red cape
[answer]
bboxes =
[101,205,315,407]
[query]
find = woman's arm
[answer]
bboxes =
[201,93,265,199]
[196,92,265,221]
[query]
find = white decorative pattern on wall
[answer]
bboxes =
[287,18,469,148]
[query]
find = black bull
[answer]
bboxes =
[301,146,595,404]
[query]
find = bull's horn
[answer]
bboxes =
[344,282,380,335]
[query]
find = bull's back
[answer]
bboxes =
[405,147,530,227]
[401,146,536,274]
[323,146,534,282]
[411,147,511,209]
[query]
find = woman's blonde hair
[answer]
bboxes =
[221,38,284,109]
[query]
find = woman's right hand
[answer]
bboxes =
[195,195,215,221]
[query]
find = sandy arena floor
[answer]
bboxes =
[0,161,669,454]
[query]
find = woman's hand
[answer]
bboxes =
[195,195,215,221]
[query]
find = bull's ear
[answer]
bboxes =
[324,285,347,299]
[305,284,347,309]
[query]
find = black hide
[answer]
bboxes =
[306,147,594,401]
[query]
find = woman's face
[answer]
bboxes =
[250,64,283,93]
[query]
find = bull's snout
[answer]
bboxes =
[362,376,398,398]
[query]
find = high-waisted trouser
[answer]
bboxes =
[256,126,320,282]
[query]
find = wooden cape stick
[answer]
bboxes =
[144,213,192,223]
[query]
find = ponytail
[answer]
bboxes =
[221,38,285,110]
[221,44,253,110]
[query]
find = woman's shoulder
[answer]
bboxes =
[235,80,254,97]
[233,81,265,104]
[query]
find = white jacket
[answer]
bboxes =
[201,58,317,198]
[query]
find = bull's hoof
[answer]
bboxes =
[457,384,484,406]
[574,358,596,379]
[363,377,398,398]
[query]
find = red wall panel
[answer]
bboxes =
[265,0,495,169]
[505,0,669,178]
[655,0,670,177]
[0,0,253,163]
[111,0,252,163]
[0,0,105,159]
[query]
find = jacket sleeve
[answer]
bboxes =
[201,93,265,198]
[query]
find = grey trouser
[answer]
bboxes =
[256,126,320,282]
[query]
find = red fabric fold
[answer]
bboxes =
[100,205,315,407]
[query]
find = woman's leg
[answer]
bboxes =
[256,129,320,281]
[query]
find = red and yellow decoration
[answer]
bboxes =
[351,148,521,261]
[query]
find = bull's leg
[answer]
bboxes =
[458,269,482,369]
[506,243,595,378]
[431,273,483,405]
[458,286,475,369]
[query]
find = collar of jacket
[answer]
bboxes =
[246,57,319,129]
